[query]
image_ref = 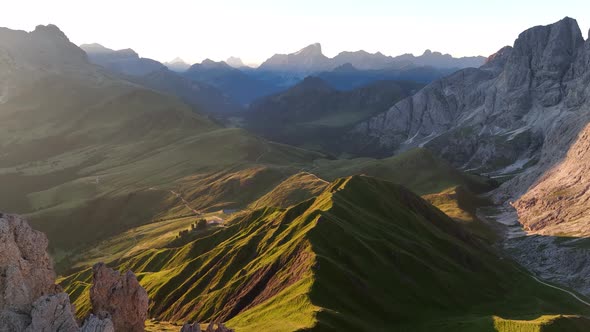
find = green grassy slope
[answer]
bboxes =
[61,176,590,331]
[62,148,490,273]
[313,148,494,195]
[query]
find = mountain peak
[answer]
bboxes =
[32,24,68,40]
[515,16,583,49]
[164,57,190,72]
[259,43,329,72]
[200,58,231,69]
[168,57,186,64]
[509,16,584,83]
[226,56,245,68]
[295,43,323,56]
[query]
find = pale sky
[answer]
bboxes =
[0,0,588,66]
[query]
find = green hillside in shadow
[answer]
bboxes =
[0,25,323,262]
[60,176,590,332]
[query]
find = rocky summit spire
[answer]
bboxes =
[32,24,68,40]
[504,16,584,93]
[295,43,323,56]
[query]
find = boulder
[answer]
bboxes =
[180,322,201,332]
[80,314,115,332]
[204,322,233,332]
[25,293,78,332]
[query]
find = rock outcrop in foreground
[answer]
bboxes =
[0,213,57,311]
[0,213,79,332]
[90,263,149,332]
[0,213,146,332]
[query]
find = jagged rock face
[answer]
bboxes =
[0,214,80,332]
[513,123,590,236]
[0,213,119,332]
[350,17,590,206]
[90,263,148,332]
[0,213,56,312]
[25,293,79,332]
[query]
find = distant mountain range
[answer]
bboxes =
[81,44,242,113]
[183,59,282,105]
[316,63,458,90]
[259,43,486,74]
[80,42,485,106]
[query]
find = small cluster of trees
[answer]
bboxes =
[177,218,208,238]
[192,218,208,230]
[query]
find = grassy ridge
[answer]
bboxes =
[61,176,590,331]
[249,172,329,210]
[56,147,490,272]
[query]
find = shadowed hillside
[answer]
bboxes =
[0,25,323,261]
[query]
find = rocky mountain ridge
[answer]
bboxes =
[80,43,165,76]
[348,18,590,237]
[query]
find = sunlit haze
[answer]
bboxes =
[1,0,589,66]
